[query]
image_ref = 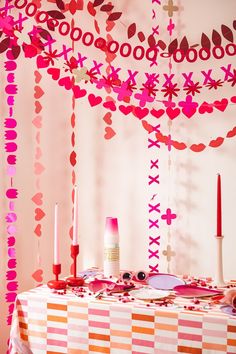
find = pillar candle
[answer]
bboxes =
[54,203,59,264]
[72,185,78,245]
[217,174,222,236]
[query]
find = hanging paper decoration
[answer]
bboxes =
[31,68,45,284]
[4,50,19,326]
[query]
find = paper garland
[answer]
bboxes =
[31,68,45,284]
[4,50,19,326]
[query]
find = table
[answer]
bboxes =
[9,284,236,354]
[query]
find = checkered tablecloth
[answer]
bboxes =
[8,285,236,354]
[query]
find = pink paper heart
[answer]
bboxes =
[34,162,45,175]
[34,70,42,84]
[32,115,42,128]
[34,85,44,99]
[182,107,197,119]
[32,269,43,282]
[32,192,43,206]
[88,93,102,107]
[133,106,149,119]
[72,85,87,98]
[47,67,60,80]
[119,105,133,115]
[35,208,45,221]
[34,224,42,237]
[35,101,42,114]
[104,126,116,139]
[103,112,112,125]
[36,132,40,144]
[35,147,42,160]
[103,100,116,111]
[231,96,236,104]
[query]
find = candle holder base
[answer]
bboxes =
[66,276,84,287]
[47,279,67,290]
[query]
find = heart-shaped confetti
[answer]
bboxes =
[32,115,42,128]
[34,162,45,175]
[35,101,42,114]
[34,70,42,84]
[34,224,42,237]
[47,67,60,80]
[34,85,44,99]
[103,112,112,125]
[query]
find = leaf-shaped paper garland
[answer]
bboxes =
[179,36,189,52]
[148,34,156,48]
[168,38,178,54]
[107,12,122,21]
[56,0,65,10]
[128,23,136,39]
[212,29,222,46]
[47,10,66,19]
[93,0,105,6]
[38,28,52,41]
[11,45,21,59]
[0,37,10,54]
[221,24,234,42]
[138,31,145,42]
[100,4,114,11]
[201,32,211,49]
[157,40,166,50]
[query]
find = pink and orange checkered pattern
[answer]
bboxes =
[9,286,236,353]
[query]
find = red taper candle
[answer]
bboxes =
[217,174,222,236]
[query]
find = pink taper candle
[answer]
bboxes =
[72,185,78,245]
[217,174,222,237]
[54,203,59,264]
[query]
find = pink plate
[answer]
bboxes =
[220,305,236,316]
[148,274,185,290]
[173,285,223,298]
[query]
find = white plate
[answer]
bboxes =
[129,288,170,300]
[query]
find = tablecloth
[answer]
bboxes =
[8,284,236,354]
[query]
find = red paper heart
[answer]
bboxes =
[119,105,133,115]
[32,269,43,282]
[34,224,42,237]
[209,137,224,148]
[58,76,73,90]
[133,106,149,119]
[32,115,42,128]
[231,96,236,104]
[190,143,206,152]
[35,208,45,221]
[34,162,45,175]
[151,108,165,119]
[37,55,49,69]
[34,70,42,84]
[214,98,228,112]
[34,85,44,99]
[35,101,42,114]
[182,107,197,119]
[227,126,236,138]
[32,192,43,206]
[198,102,213,114]
[103,100,116,111]
[166,107,180,119]
[142,120,154,133]
[88,93,102,107]
[47,67,60,80]
[104,126,116,139]
[72,85,87,98]
[103,112,112,125]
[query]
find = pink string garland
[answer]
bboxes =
[4,50,19,327]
